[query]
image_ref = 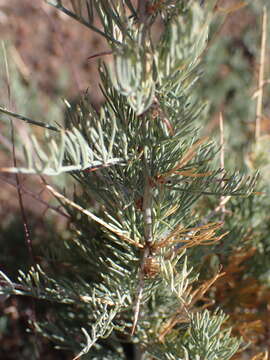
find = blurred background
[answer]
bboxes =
[0,0,269,358]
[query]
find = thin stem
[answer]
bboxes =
[255,6,267,141]
[40,5,82,93]
[46,0,122,46]
[0,106,59,132]
[11,124,35,267]
[2,41,38,352]
[0,175,70,219]
[88,50,113,60]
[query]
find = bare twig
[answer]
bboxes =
[255,6,267,141]
[2,41,37,346]
[10,111,35,268]
[88,50,113,60]
[0,106,59,132]
[0,175,70,219]
[45,0,122,46]
[2,43,34,266]
[40,4,82,92]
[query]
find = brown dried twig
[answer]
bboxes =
[0,175,70,219]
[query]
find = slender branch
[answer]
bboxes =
[3,40,38,340]
[11,124,35,267]
[45,0,122,46]
[3,41,35,265]
[255,6,267,141]
[2,43,37,345]
[0,175,70,219]
[40,5,82,93]
[0,106,59,132]
[88,50,113,61]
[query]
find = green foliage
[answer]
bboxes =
[147,310,240,360]
[0,1,265,359]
